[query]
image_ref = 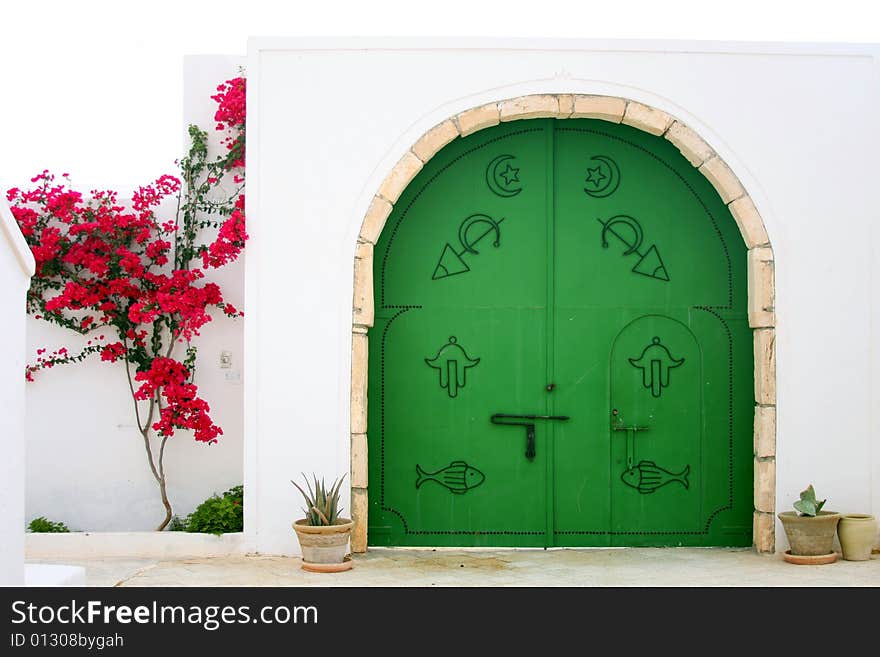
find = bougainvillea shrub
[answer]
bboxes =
[8,76,248,530]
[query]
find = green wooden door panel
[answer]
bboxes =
[370,307,548,545]
[369,121,552,546]
[607,314,703,538]
[369,118,753,548]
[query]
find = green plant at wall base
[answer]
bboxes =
[167,515,187,532]
[28,517,70,533]
[793,484,826,517]
[173,485,243,535]
[291,474,346,526]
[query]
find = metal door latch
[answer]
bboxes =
[490,413,570,460]
[612,421,649,469]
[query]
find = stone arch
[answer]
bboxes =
[349,94,776,554]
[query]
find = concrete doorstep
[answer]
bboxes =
[26,547,880,587]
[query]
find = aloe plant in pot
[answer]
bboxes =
[778,484,840,564]
[291,474,354,573]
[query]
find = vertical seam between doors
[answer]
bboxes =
[545,120,557,547]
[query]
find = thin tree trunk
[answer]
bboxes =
[155,475,173,531]
[155,427,172,531]
[124,343,174,530]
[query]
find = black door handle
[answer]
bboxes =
[490,413,570,460]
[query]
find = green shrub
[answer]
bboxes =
[28,517,70,533]
[167,515,187,532]
[174,485,243,535]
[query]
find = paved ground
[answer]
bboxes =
[28,547,880,587]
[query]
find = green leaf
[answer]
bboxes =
[291,473,346,526]
[794,499,817,516]
[793,484,827,516]
[799,484,817,504]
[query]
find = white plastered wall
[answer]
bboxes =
[0,200,35,584]
[246,38,880,555]
[22,56,246,532]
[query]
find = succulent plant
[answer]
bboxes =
[291,473,346,526]
[793,484,826,517]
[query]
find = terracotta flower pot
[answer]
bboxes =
[837,514,877,561]
[292,518,354,571]
[778,510,840,557]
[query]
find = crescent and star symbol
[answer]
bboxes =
[486,154,522,197]
[583,155,620,198]
[499,163,519,186]
[585,165,606,187]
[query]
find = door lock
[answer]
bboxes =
[611,416,649,469]
[490,413,570,460]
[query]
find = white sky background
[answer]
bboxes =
[1,0,878,196]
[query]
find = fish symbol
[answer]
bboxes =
[620,460,690,494]
[416,461,486,495]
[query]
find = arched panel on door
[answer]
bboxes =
[609,315,702,538]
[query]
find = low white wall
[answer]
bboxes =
[25,565,86,587]
[26,532,245,560]
[246,38,880,555]
[0,200,34,584]
[24,55,247,533]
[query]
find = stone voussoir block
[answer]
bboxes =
[622,101,673,136]
[350,332,368,435]
[359,196,393,245]
[350,487,368,553]
[754,458,776,513]
[730,196,770,248]
[665,121,715,167]
[570,95,626,123]
[499,95,560,121]
[754,405,777,459]
[352,241,374,327]
[350,433,368,489]
[556,94,574,117]
[412,120,460,163]
[747,247,775,328]
[699,156,745,204]
[377,151,423,204]
[456,103,501,137]
[753,511,775,554]
[754,329,776,405]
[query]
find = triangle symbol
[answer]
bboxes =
[632,244,670,282]
[432,244,470,280]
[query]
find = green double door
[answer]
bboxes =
[368,118,753,547]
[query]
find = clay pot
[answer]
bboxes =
[778,511,840,557]
[292,518,354,571]
[837,514,877,561]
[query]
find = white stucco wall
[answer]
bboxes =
[246,38,880,555]
[0,200,35,584]
[23,55,246,532]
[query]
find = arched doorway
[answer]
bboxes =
[366,116,754,547]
